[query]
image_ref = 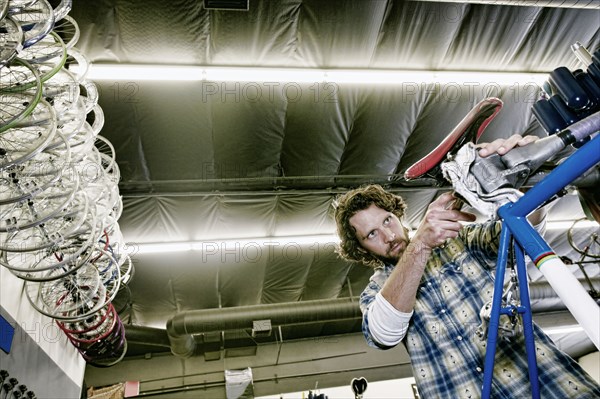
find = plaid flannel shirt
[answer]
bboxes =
[360,221,600,398]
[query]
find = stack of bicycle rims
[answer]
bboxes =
[0,0,132,368]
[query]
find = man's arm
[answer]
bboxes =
[380,192,476,312]
[367,134,545,345]
[381,134,544,313]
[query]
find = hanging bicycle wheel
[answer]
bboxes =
[52,14,78,49]
[7,0,40,13]
[90,245,121,304]
[0,134,70,205]
[567,218,600,259]
[52,0,72,22]
[76,315,127,367]
[18,30,66,65]
[0,59,42,133]
[2,40,67,95]
[11,0,55,48]
[0,98,57,170]
[64,46,89,83]
[86,333,128,368]
[0,164,78,233]
[1,199,94,278]
[81,82,101,116]
[0,188,77,233]
[68,121,96,163]
[61,304,118,351]
[58,302,114,337]
[25,262,106,320]
[42,66,80,119]
[0,196,101,255]
[3,233,93,278]
[0,16,24,68]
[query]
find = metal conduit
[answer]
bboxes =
[166,297,361,357]
[125,279,598,357]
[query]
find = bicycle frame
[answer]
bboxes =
[481,130,600,398]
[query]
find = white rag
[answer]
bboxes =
[441,143,523,219]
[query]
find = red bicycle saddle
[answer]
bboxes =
[404,97,503,181]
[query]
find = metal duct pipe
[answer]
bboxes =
[415,0,599,9]
[156,279,598,357]
[124,325,171,348]
[166,297,361,358]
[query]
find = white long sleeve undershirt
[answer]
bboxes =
[368,292,413,346]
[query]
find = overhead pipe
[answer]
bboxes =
[415,0,599,9]
[166,297,361,358]
[124,325,171,348]
[123,279,598,357]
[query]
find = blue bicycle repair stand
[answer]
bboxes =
[481,133,600,399]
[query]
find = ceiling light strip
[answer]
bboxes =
[131,219,596,254]
[78,64,548,85]
[134,234,341,254]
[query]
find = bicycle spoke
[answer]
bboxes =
[11,0,54,48]
[0,98,57,169]
[0,16,23,67]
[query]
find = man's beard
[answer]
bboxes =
[378,239,408,264]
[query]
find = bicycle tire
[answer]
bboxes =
[1,37,67,94]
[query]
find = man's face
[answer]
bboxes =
[349,203,409,262]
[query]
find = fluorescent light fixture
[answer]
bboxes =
[74,64,548,85]
[132,219,596,254]
[135,234,340,255]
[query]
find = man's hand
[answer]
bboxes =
[477,134,539,157]
[411,192,476,250]
[476,134,547,227]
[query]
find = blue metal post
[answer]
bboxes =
[514,242,540,399]
[481,225,511,399]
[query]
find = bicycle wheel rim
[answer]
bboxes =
[0,58,43,133]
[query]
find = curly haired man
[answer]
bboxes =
[334,135,600,398]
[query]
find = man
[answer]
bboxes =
[333,135,600,398]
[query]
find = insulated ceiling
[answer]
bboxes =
[67,0,600,391]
